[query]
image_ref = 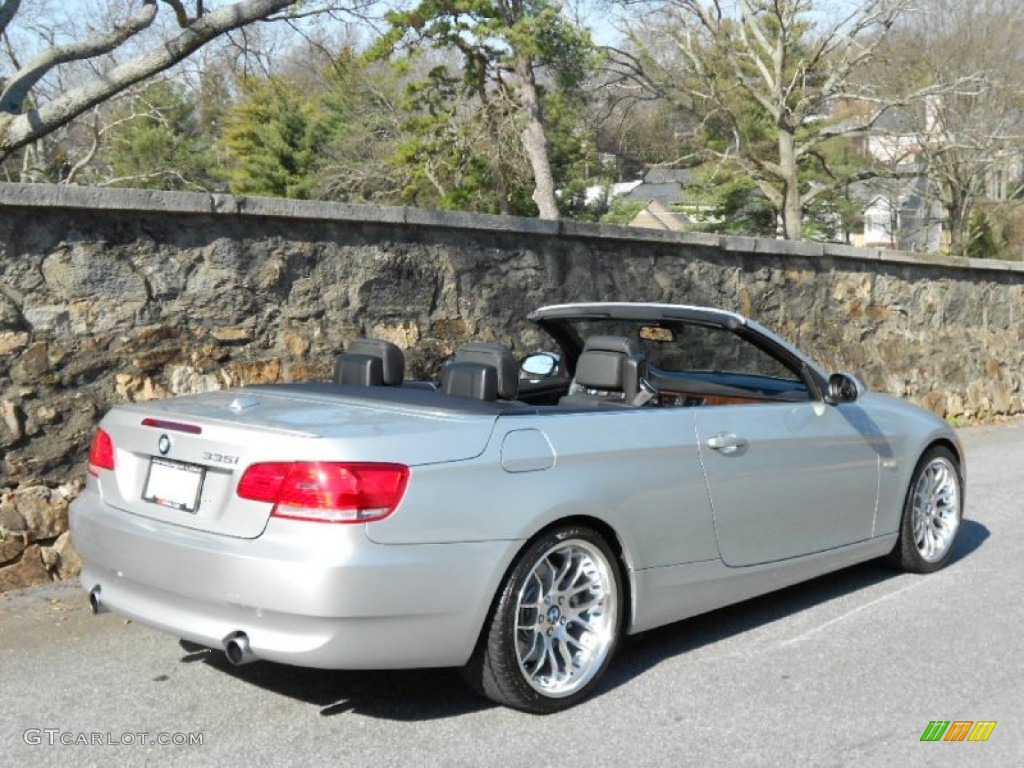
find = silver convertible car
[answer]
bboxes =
[71,302,964,713]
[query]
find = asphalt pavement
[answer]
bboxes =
[2,419,1021,767]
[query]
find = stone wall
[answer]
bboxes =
[1,183,1022,589]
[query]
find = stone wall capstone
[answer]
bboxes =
[1,183,1022,589]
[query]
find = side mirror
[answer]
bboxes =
[826,372,867,404]
[520,352,559,379]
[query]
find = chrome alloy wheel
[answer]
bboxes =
[910,456,961,563]
[513,538,618,698]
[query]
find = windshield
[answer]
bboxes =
[564,319,803,385]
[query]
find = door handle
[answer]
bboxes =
[707,432,748,454]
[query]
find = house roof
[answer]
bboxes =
[628,199,690,231]
[624,183,685,206]
[620,168,698,206]
[642,168,695,185]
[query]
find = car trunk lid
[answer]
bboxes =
[92,388,496,539]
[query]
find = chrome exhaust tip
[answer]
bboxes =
[223,631,256,666]
[88,586,108,614]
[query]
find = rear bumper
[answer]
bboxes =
[70,485,520,669]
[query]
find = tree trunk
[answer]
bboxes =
[946,194,964,256]
[514,57,559,221]
[777,128,802,240]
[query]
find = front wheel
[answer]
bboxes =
[464,525,623,714]
[888,446,963,573]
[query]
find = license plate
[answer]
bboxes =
[143,457,205,513]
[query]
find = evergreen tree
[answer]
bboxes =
[374,0,598,219]
[221,76,327,198]
[102,81,222,190]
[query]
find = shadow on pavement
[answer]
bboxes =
[949,518,988,564]
[179,520,989,720]
[608,519,988,692]
[178,639,490,719]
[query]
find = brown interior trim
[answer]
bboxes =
[658,391,773,407]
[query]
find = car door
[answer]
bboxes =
[667,324,881,566]
[694,401,881,566]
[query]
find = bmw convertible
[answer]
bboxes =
[71,302,964,713]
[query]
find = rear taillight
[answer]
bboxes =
[87,429,115,476]
[237,462,409,523]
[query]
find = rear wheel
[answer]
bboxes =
[888,446,963,573]
[464,525,623,714]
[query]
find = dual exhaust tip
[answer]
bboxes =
[89,585,257,666]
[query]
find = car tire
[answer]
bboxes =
[888,446,963,573]
[463,524,623,714]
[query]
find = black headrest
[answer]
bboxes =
[583,335,641,357]
[441,361,498,401]
[572,335,645,399]
[335,338,404,386]
[574,350,626,390]
[335,354,384,386]
[453,343,518,400]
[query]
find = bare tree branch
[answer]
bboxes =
[0,2,159,114]
[867,0,1024,255]
[161,0,192,28]
[64,112,102,186]
[0,0,310,162]
[0,0,19,38]
[97,168,212,190]
[627,0,915,239]
[2,29,21,70]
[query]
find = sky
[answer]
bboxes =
[40,0,629,47]
[12,0,872,73]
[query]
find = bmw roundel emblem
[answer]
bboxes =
[158,434,172,455]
